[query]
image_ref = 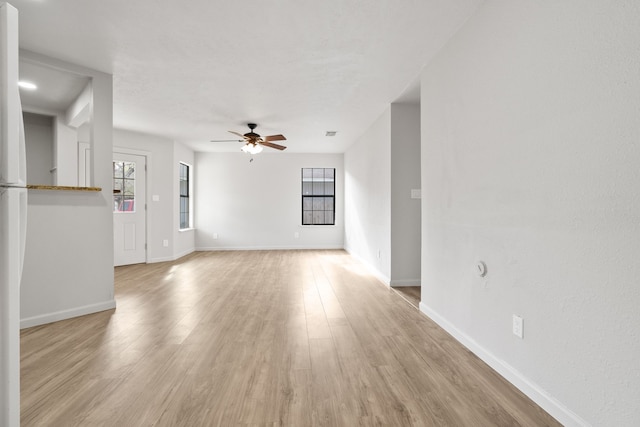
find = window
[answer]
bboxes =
[179,162,191,229]
[302,168,335,225]
[113,160,136,212]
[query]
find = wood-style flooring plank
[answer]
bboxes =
[21,250,561,426]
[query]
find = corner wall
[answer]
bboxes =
[420,1,640,425]
[113,129,195,263]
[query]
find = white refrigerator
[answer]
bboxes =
[0,3,26,426]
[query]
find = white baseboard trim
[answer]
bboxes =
[148,248,196,264]
[21,299,117,329]
[419,302,588,427]
[343,247,390,286]
[195,245,344,251]
[390,279,421,287]
[174,247,195,260]
[148,255,176,263]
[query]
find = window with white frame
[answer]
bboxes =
[301,168,335,225]
[179,162,191,229]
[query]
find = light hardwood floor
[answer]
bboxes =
[391,286,421,309]
[21,250,560,426]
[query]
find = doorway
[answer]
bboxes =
[113,152,147,266]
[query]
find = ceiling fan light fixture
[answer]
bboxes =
[241,143,263,154]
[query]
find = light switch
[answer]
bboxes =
[410,189,421,199]
[152,195,160,202]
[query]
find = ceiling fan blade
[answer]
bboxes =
[261,141,287,151]
[229,130,249,139]
[210,139,243,142]
[264,134,286,142]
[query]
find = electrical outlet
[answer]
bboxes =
[213,233,218,239]
[512,315,524,339]
[162,239,169,247]
[294,232,299,239]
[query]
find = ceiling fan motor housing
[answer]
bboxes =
[244,123,260,138]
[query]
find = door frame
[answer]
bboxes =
[113,146,151,264]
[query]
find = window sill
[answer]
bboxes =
[179,228,195,232]
[299,224,338,227]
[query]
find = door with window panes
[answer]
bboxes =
[113,153,147,266]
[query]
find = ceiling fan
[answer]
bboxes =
[211,123,287,154]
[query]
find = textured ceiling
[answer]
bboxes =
[12,0,483,153]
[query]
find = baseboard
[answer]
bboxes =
[195,245,344,251]
[148,248,196,264]
[20,299,117,329]
[343,247,390,286]
[418,302,589,427]
[390,279,421,287]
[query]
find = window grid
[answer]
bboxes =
[301,168,335,225]
[113,160,135,212]
[180,163,190,229]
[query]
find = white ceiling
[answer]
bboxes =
[19,60,90,114]
[12,0,483,153]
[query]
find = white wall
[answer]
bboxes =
[23,112,53,185]
[390,103,421,286]
[113,129,195,263]
[344,108,391,283]
[21,53,114,328]
[173,142,195,258]
[420,1,640,426]
[195,152,344,250]
[54,117,78,186]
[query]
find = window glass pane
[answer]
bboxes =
[124,179,135,196]
[113,161,123,178]
[302,182,312,195]
[302,168,312,179]
[324,197,334,211]
[312,197,325,211]
[312,168,324,179]
[325,182,334,195]
[312,182,324,195]
[325,168,334,179]
[303,211,313,225]
[325,211,334,225]
[113,179,123,193]
[303,197,313,210]
[312,211,324,224]
[124,162,135,179]
[122,197,135,212]
[180,180,188,196]
[113,195,122,212]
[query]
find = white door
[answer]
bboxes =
[113,153,146,266]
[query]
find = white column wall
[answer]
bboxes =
[344,108,391,283]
